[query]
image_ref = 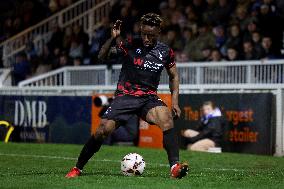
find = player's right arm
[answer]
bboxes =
[98,20,125,61]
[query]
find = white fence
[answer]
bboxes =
[18,60,284,87]
[0,0,111,67]
[0,69,12,87]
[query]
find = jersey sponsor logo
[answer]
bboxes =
[143,60,164,72]
[158,51,163,61]
[14,100,48,128]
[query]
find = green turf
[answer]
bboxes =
[0,143,283,189]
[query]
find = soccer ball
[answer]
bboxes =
[121,153,146,176]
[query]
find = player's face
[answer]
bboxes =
[141,25,160,48]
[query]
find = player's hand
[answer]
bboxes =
[112,20,122,38]
[172,104,181,120]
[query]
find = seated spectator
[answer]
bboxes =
[213,25,226,49]
[181,101,225,152]
[243,19,259,42]
[185,23,215,61]
[259,36,274,59]
[213,0,233,25]
[34,60,52,77]
[164,29,183,52]
[222,24,242,54]
[13,53,31,85]
[241,40,259,60]
[176,52,189,63]
[48,24,64,52]
[226,47,240,61]
[184,5,199,30]
[90,17,111,61]
[202,0,217,25]
[25,42,38,61]
[231,5,250,31]
[69,39,83,59]
[210,48,223,62]
[73,57,82,66]
[159,1,171,27]
[73,24,89,57]
[62,26,73,51]
[251,31,263,57]
[200,46,212,61]
[2,18,13,39]
[54,52,70,69]
[49,0,59,13]
[182,27,194,48]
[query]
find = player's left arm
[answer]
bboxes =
[166,64,181,119]
[165,48,181,119]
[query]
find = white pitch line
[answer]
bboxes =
[0,153,245,172]
[0,153,168,167]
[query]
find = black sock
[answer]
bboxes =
[76,135,104,170]
[163,128,179,168]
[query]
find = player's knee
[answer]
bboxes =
[94,123,114,139]
[94,128,105,139]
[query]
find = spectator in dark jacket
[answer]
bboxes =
[13,52,31,85]
[181,101,225,152]
[259,36,278,59]
[241,40,259,60]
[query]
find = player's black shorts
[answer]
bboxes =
[101,95,167,123]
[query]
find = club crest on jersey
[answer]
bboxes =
[136,48,142,54]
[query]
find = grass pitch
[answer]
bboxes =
[0,143,283,189]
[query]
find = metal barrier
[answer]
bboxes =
[0,69,12,87]
[18,60,284,87]
[0,0,111,67]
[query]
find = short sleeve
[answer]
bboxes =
[165,48,176,69]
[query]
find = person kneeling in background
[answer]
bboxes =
[181,101,225,152]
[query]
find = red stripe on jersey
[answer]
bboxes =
[118,41,128,56]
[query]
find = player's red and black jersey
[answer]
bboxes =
[112,39,176,96]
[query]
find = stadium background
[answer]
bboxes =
[0,1,284,188]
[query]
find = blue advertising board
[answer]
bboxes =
[0,95,92,144]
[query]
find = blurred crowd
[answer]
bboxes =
[0,0,75,42]
[115,0,284,62]
[3,0,284,84]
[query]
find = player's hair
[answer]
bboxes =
[140,13,163,27]
[203,101,215,109]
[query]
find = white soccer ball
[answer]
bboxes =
[121,153,146,176]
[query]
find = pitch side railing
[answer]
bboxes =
[0,69,12,87]
[18,60,284,87]
[0,0,111,67]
